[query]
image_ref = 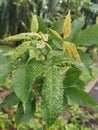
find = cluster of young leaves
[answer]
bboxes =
[0,11,98,128]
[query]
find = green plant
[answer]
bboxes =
[0,111,16,130]
[0,11,98,129]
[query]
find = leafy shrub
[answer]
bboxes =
[0,11,98,128]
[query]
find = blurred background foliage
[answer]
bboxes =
[0,0,98,38]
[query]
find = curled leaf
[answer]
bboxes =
[63,10,71,38]
[37,40,52,50]
[39,32,48,41]
[2,33,41,43]
[37,40,46,49]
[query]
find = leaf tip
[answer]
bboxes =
[63,10,71,38]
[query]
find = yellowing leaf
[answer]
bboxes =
[96,16,98,24]
[37,40,52,50]
[39,32,48,41]
[37,40,46,49]
[49,29,62,39]
[62,42,73,58]
[70,43,81,63]
[31,13,39,32]
[63,10,71,38]
[62,42,81,62]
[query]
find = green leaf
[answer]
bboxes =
[72,17,84,33]
[0,92,19,108]
[16,92,35,125]
[20,50,29,63]
[0,54,11,64]
[12,60,45,102]
[63,67,84,89]
[63,94,68,109]
[37,16,47,33]
[69,17,84,42]
[78,49,92,67]
[21,92,35,124]
[15,102,24,125]
[42,66,64,126]
[12,41,32,60]
[0,63,12,85]
[27,59,46,87]
[31,13,39,32]
[65,87,97,108]
[51,19,64,34]
[49,29,62,42]
[74,24,98,46]
[62,93,68,114]
[35,76,45,95]
[12,65,29,102]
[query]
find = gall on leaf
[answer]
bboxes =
[63,10,71,38]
